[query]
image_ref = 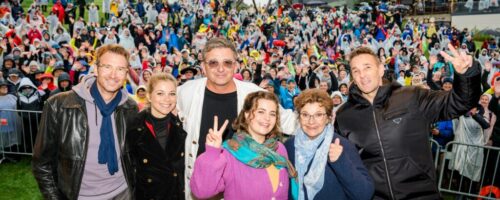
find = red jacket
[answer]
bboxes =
[52,3,65,23]
[28,29,43,43]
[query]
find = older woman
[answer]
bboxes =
[126,73,187,199]
[285,89,374,200]
[190,91,297,200]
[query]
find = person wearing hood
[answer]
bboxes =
[27,26,43,44]
[330,91,344,119]
[53,26,71,44]
[25,61,41,85]
[279,78,301,110]
[140,68,153,85]
[32,44,138,199]
[37,73,57,96]
[2,55,16,79]
[17,77,46,152]
[145,4,159,24]
[0,79,22,154]
[49,72,72,97]
[119,28,135,50]
[6,68,22,94]
[131,85,147,111]
[88,3,100,24]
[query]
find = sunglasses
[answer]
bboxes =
[205,59,235,69]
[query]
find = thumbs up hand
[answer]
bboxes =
[329,138,343,162]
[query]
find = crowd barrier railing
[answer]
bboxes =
[437,141,500,200]
[2,108,500,199]
[0,109,42,164]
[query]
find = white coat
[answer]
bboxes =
[177,78,297,199]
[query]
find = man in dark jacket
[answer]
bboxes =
[32,44,138,200]
[49,72,72,97]
[6,68,22,94]
[335,44,481,199]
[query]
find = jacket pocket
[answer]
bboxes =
[383,108,409,120]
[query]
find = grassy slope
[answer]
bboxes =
[0,1,480,199]
[0,0,106,199]
[0,157,41,200]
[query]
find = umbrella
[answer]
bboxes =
[292,3,303,10]
[304,0,327,7]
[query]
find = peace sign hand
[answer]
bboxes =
[439,43,473,74]
[206,116,229,149]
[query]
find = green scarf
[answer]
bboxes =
[223,131,298,200]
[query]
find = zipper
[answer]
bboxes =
[372,110,396,199]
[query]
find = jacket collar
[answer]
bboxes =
[348,79,402,108]
[61,90,135,110]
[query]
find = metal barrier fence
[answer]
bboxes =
[430,138,442,169]
[0,109,42,164]
[438,141,500,200]
[2,108,500,199]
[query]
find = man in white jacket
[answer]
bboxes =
[177,38,296,199]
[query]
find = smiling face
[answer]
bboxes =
[480,95,490,109]
[94,52,129,100]
[299,102,329,139]
[202,47,237,91]
[245,99,278,143]
[148,80,176,118]
[350,53,385,102]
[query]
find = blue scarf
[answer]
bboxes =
[294,124,334,200]
[223,132,299,200]
[90,81,122,175]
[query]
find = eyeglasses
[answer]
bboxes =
[99,64,129,75]
[300,112,327,121]
[205,59,235,69]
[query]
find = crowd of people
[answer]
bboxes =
[0,0,500,199]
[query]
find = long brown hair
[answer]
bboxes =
[232,91,282,139]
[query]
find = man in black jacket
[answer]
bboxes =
[335,44,481,199]
[32,44,138,200]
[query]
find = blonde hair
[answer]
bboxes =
[95,44,130,67]
[146,72,178,94]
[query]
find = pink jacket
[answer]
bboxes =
[190,144,290,200]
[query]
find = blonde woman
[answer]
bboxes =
[126,73,187,199]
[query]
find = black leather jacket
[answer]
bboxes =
[32,90,138,200]
[335,62,481,199]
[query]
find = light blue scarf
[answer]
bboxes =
[294,124,334,200]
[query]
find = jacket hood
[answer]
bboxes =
[331,91,343,99]
[348,79,401,107]
[58,72,71,82]
[72,75,129,105]
[17,77,37,91]
[57,72,72,90]
[135,85,147,95]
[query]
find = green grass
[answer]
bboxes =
[22,0,106,28]
[0,156,41,200]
